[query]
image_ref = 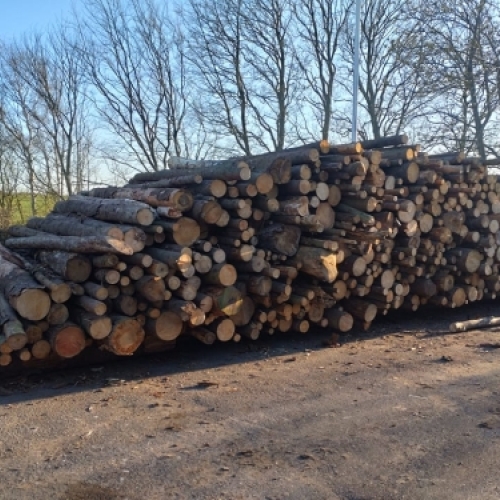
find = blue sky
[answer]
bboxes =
[0,0,77,40]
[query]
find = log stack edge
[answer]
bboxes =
[0,134,499,369]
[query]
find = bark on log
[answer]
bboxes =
[145,247,192,275]
[257,224,301,257]
[27,215,124,240]
[342,299,378,322]
[71,309,112,340]
[132,159,251,183]
[7,235,133,255]
[449,316,500,333]
[53,196,155,226]
[203,286,244,317]
[291,247,338,283]
[135,276,166,303]
[0,246,51,321]
[190,200,224,225]
[85,186,193,211]
[190,328,217,345]
[360,134,409,149]
[0,293,27,350]
[37,251,92,283]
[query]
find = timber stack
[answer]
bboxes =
[1,133,499,369]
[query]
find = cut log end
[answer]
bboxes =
[106,318,145,355]
[173,218,201,246]
[50,283,73,304]
[49,324,86,359]
[215,318,235,342]
[86,316,113,340]
[11,289,51,321]
[149,311,184,341]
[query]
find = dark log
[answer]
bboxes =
[131,159,251,183]
[190,327,217,345]
[135,276,166,303]
[46,303,70,325]
[257,223,301,257]
[145,247,192,275]
[337,203,375,225]
[202,286,244,317]
[291,247,338,283]
[37,251,92,283]
[360,134,409,149]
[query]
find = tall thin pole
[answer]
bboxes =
[351,0,362,143]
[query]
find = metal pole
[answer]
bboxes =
[351,0,362,143]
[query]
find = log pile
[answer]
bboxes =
[1,133,500,369]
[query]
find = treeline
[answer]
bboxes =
[0,0,499,226]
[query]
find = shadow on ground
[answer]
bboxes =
[1,299,499,406]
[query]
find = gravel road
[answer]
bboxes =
[0,302,499,499]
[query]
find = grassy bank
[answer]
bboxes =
[0,193,58,228]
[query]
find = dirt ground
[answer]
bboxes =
[1,303,500,500]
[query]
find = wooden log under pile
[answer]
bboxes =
[1,134,500,369]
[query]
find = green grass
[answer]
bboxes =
[0,193,58,228]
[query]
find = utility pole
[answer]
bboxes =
[351,0,361,142]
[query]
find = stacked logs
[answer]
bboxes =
[1,134,500,369]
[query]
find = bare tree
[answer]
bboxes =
[186,0,254,156]
[242,0,298,151]
[418,0,499,158]
[294,0,350,141]
[0,26,92,198]
[0,128,22,227]
[340,0,428,140]
[187,0,299,155]
[0,69,41,215]
[78,0,189,172]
